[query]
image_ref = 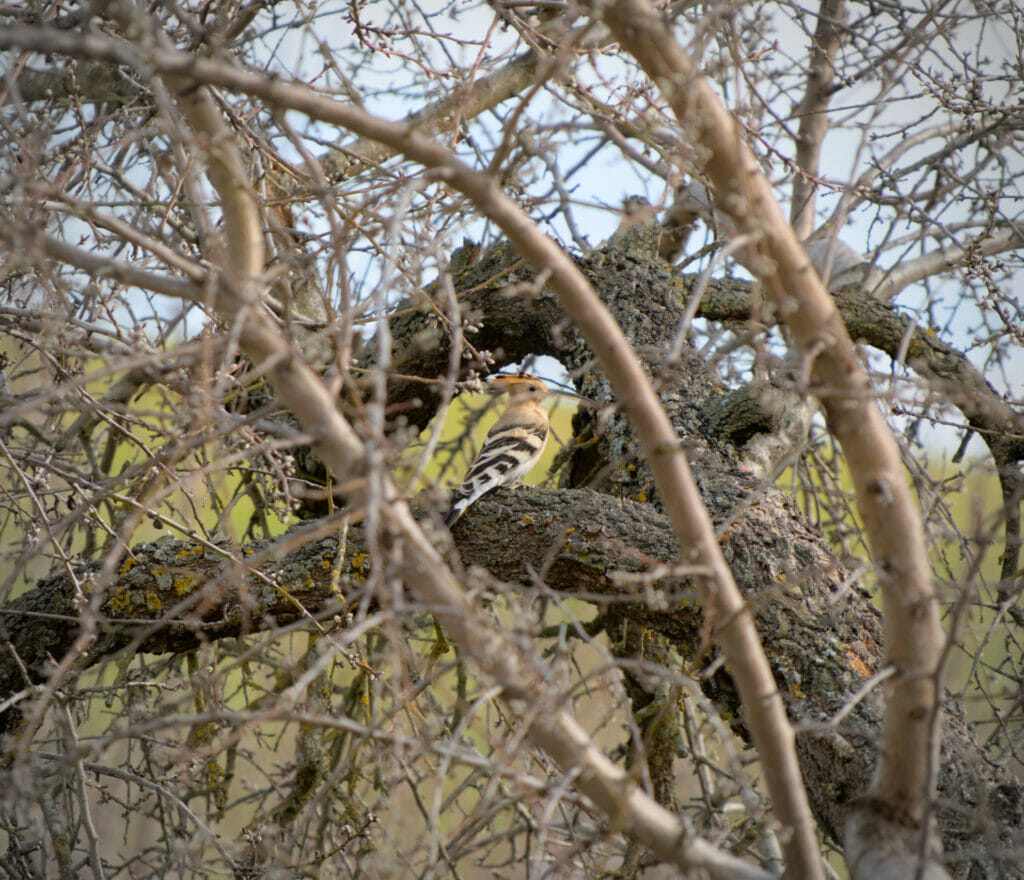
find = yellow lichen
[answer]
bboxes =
[145,592,162,613]
[109,588,132,613]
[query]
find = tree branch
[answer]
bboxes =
[599,0,946,874]
[791,0,846,240]
[868,225,1024,302]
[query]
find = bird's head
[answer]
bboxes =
[487,373,591,406]
[487,373,549,404]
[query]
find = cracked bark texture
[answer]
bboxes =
[2,236,1021,877]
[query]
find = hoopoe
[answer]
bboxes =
[443,374,556,528]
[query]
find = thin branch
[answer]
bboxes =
[0,229,203,302]
[831,114,1016,232]
[791,0,846,240]
[320,50,542,184]
[83,763,236,869]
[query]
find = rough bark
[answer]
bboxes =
[3,483,1020,876]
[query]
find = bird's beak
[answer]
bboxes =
[548,387,593,405]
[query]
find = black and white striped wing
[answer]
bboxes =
[443,420,548,527]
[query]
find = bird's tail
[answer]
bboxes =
[443,496,469,527]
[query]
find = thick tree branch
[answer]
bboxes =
[599,0,945,873]
[1,58,136,105]
[700,278,1024,579]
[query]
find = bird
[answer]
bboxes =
[443,374,559,528]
